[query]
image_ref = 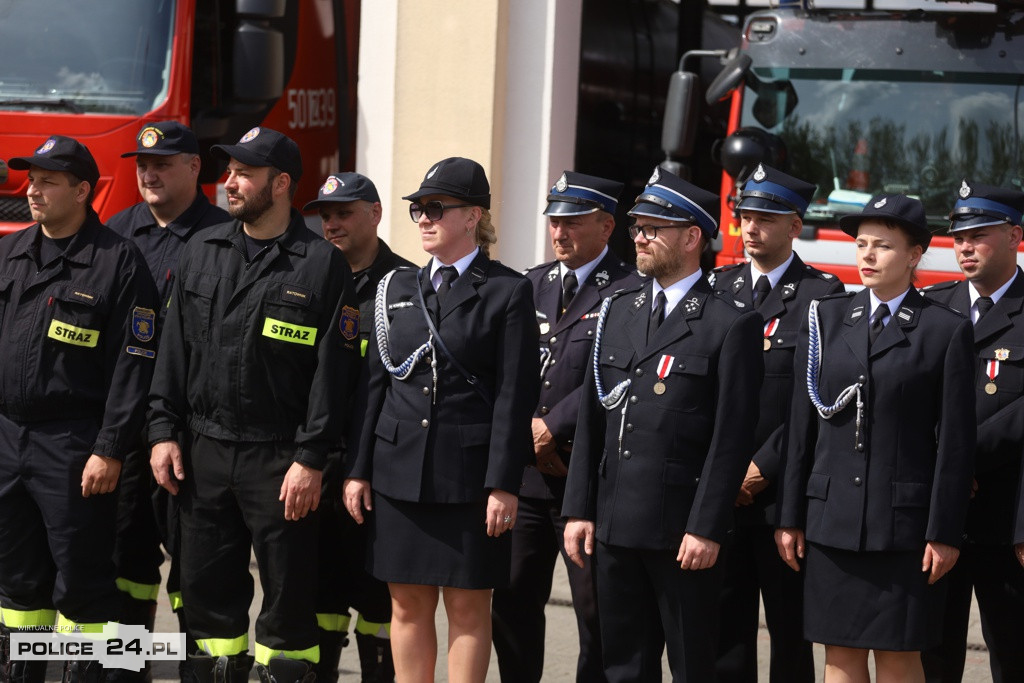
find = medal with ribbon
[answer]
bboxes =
[985,359,1000,395]
[763,317,780,351]
[654,354,674,395]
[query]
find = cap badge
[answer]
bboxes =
[139,127,162,148]
[594,270,610,287]
[427,165,438,179]
[322,177,339,194]
[995,348,1010,361]
[753,164,767,182]
[37,138,57,154]
[648,167,661,185]
[959,180,971,199]
[873,198,887,209]
[555,173,568,193]
[240,127,260,143]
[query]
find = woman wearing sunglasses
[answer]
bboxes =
[344,157,539,682]
[775,195,975,682]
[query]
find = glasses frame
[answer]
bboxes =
[628,223,693,241]
[409,200,474,223]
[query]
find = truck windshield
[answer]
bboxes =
[0,0,174,116]
[741,67,1024,225]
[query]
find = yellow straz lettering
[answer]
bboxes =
[262,317,316,346]
[47,320,99,348]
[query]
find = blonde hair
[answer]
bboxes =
[475,208,497,257]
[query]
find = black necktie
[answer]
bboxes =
[976,296,994,323]
[436,266,458,305]
[753,275,771,309]
[869,303,889,347]
[648,291,667,341]
[560,270,578,320]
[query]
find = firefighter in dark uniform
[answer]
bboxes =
[492,171,639,683]
[776,195,975,681]
[563,167,763,682]
[305,172,411,683]
[0,135,159,683]
[711,164,842,683]
[148,127,361,683]
[921,180,1024,683]
[107,121,230,680]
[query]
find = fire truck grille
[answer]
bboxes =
[0,198,30,223]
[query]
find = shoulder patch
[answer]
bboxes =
[340,305,359,341]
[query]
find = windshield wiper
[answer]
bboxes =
[0,98,84,114]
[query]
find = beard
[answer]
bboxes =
[228,181,274,224]
[635,248,684,280]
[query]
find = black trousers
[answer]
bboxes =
[715,524,814,683]
[112,438,166,607]
[923,542,1024,683]
[0,414,119,624]
[180,433,319,658]
[594,540,724,683]
[491,496,605,683]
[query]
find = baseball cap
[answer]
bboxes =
[303,172,381,211]
[9,135,100,186]
[121,121,200,157]
[211,127,303,182]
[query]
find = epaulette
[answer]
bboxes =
[919,279,959,293]
[804,264,839,282]
[817,290,856,302]
[712,262,744,273]
[523,260,556,274]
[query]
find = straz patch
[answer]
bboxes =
[262,317,316,346]
[132,307,156,342]
[339,305,360,341]
[48,319,99,348]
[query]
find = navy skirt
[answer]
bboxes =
[804,542,947,651]
[367,491,511,590]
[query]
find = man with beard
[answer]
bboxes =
[921,180,1024,683]
[563,166,762,682]
[148,127,361,683]
[107,121,229,682]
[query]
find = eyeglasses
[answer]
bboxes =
[628,223,693,241]
[409,201,474,222]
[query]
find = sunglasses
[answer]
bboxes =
[409,201,474,222]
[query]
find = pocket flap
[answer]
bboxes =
[981,344,1024,362]
[459,423,491,447]
[891,481,930,508]
[275,284,315,308]
[599,346,632,370]
[669,354,709,376]
[184,276,217,299]
[805,472,830,500]
[56,286,100,307]
[373,413,399,444]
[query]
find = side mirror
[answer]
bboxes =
[661,71,701,159]
[233,21,284,101]
[705,54,752,106]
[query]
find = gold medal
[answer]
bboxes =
[763,338,772,351]
[653,381,666,395]
[985,381,997,395]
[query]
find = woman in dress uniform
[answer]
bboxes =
[775,194,976,682]
[343,157,539,682]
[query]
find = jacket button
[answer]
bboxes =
[858,375,866,383]
[550,336,557,343]
[694,476,700,484]
[626,423,634,432]
[629,396,638,404]
[540,407,549,415]
[543,381,551,388]
[856,443,864,451]
[422,386,430,395]
[608,355,615,362]
[623,450,631,459]
[550,359,557,365]
[421,419,429,428]
[853,476,862,486]
[635,368,644,377]
[587,330,593,336]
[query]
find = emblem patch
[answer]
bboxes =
[850,306,864,320]
[874,198,887,209]
[594,270,610,287]
[731,276,744,294]
[427,165,438,179]
[753,164,766,182]
[633,291,647,309]
[263,317,317,346]
[683,297,700,314]
[48,319,99,348]
[126,345,156,359]
[240,127,260,143]
[648,167,660,185]
[959,180,971,199]
[555,173,568,193]
[339,305,360,341]
[132,307,156,342]
[322,176,340,194]
[37,138,57,154]
[139,127,162,148]
[994,348,1010,361]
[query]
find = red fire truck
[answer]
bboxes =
[663,0,1024,286]
[0,0,359,234]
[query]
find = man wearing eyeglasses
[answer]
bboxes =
[710,164,842,683]
[491,171,639,683]
[304,172,412,683]
[563,166,763,682]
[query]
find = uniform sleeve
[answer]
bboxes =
[926,317,977,547]
[484,276,541,493]
[777,309,818,530]
[92,244,160,460]
[975,394,1024,474]
[347,279,392,481]
[1015,463,1024,546]
[686,310,764,542]
[540,383,584,446]
[147,245,191,446]
[292,250,362,470]
[561,348,606,521]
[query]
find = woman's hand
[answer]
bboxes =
[775,527,805,572]
[343,478,372,524]
[486,488,518,537]
[922,541,960,584]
